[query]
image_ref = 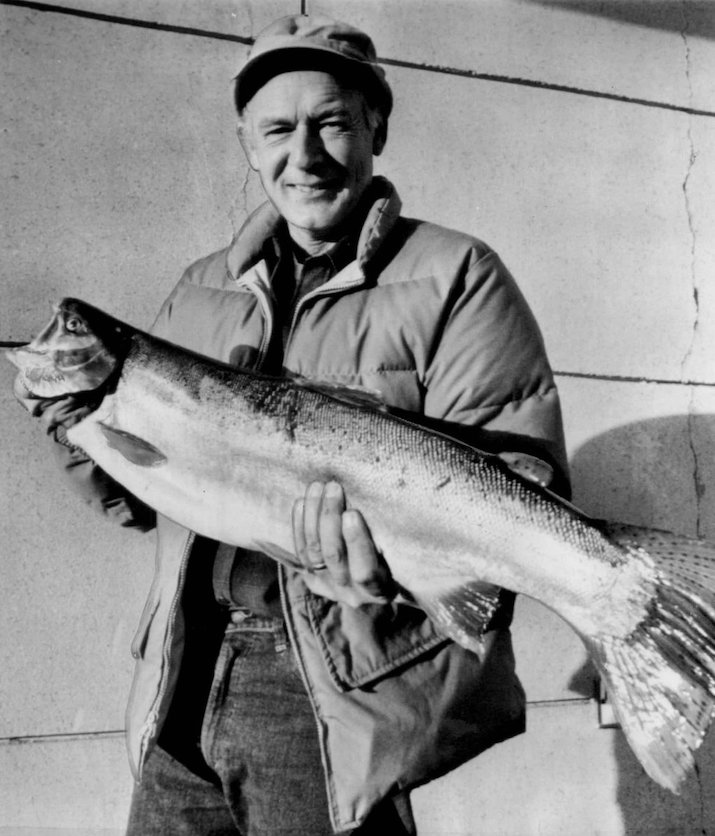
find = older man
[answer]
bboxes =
[19,14,568,836]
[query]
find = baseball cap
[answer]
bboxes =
[234,15,392,117]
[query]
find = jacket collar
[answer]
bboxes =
[226,176,402,282]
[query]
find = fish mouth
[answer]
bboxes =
[2,344,31,369]
[0,341,30,348]
[54,345,113,372]
[3,343,49,371]
[7,343,110,371]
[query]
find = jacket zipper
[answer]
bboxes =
[136,530,196,777]
[235,262,275,369]
[254,290,274,368]
[283,265,366,361]
[278,568,339,831]
[241,260,366,369]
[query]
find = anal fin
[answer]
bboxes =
[414,580,504,656]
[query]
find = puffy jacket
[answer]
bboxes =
[55,178,568,831]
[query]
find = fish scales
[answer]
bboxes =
[118,338,654,642]
[8,296,715,795]
[286,392,643,632]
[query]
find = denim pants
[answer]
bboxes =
[125,615,416,835]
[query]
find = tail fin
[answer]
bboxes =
[585,523,715,793]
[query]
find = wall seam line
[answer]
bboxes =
[379,57,715,119]
[3,0,714,119]
[1,0,254,44]
[554,371,715,388]
[0,730,125,745]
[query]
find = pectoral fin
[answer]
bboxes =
[99,422,167,467]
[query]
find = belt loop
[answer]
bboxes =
[274,623,288,653]
[213,542,237,606]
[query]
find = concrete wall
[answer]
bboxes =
[2,1,714,833]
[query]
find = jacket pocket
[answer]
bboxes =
[305,593,450,691]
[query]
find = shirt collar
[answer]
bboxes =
[227,176,402,280]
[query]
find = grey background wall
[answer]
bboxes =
[1,1,715,833]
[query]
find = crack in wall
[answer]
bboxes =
[686,389,706,539]
[679,1,699,380]
[245,1,254,37]
[680,0,700,374]
[679,3,704,540]
[229,164,252,236]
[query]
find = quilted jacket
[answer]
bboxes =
[55,177,568,831]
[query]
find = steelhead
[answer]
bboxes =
[8,298,715,793]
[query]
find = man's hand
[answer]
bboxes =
[292,481,396,607]
[13,374,91,433]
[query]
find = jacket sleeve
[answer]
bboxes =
[423,248,569,494]
[50,425,156,531]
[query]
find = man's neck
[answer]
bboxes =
[286,226,343,258]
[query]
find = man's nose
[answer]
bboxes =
[289,124,322,168]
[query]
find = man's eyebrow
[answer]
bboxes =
[314,104,355,119]
[253,103,357,130]
[255,116,293,130]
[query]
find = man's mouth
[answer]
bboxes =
[288,182,338,194]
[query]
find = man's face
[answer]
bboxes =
[240,70,384,247]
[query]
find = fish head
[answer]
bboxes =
[5,298,130,398]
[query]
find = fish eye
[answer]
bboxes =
[65,316,85,333]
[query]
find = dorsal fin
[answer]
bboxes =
[289,374,388,412]
[497,451,554,488]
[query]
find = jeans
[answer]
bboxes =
[125,615,416,835]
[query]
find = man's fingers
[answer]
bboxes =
[292,498,308,566]
[301,481,326,569]
[319,482,349,586]
[292,481,394,605]
[343,510,394,601]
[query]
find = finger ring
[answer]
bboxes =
[311,562,328,571]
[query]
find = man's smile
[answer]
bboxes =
[287,181,339,193]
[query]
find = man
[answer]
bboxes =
[17,14,568,836]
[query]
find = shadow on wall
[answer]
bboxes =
[612,729,715,836]
[569,413,715,833]
[570,412,715,537]
[527,0,715,41]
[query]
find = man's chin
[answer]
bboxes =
[285,207,353,238]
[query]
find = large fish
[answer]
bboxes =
[7,298,715,793]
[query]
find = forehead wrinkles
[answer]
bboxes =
[246,76,365,126]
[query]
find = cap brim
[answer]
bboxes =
[234,46,392,115]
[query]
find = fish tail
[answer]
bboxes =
[585,523,715,793]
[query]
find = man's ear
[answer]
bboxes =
[372,118,388,157]
[236,119,259,171]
